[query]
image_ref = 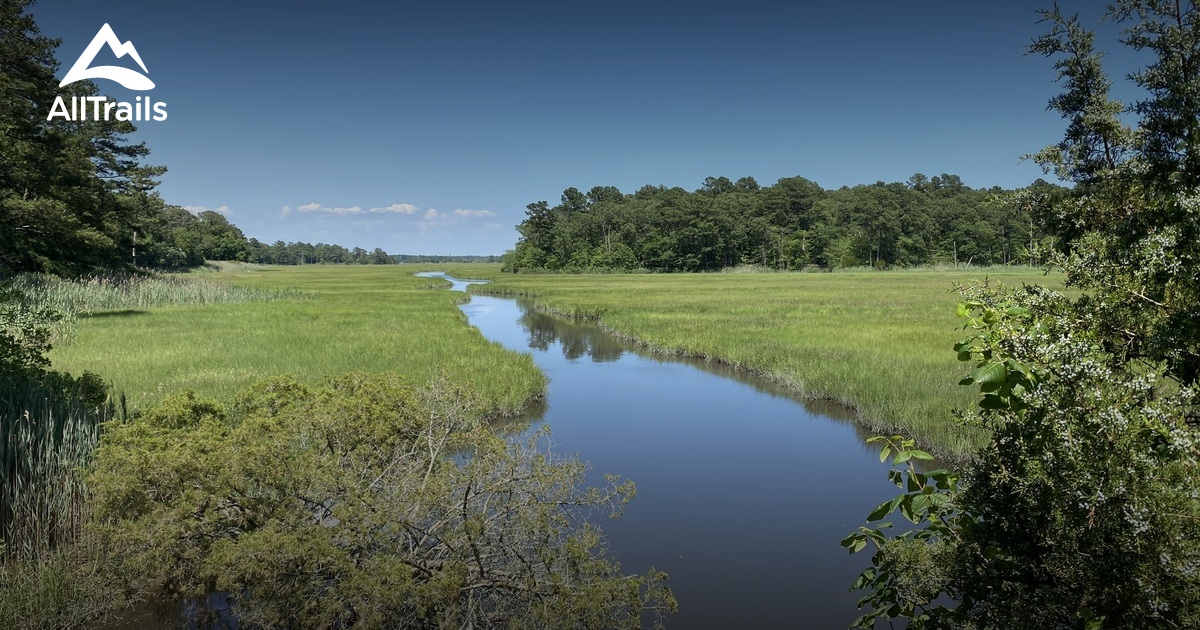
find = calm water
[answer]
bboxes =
[427,273,900,629]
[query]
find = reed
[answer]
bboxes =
[10,272,311,343]
[0,376,110,561]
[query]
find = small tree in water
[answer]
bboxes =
[845,3,1200,628]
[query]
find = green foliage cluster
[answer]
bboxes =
[0,0,173,275]
[505,174,1064,273]
[846,3,1200,627]
[245,239,402,265]
[87,372,676,628]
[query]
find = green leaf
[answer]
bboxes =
[867,497,899,521]
[979,394,1009,410]
[970,362,1007,385]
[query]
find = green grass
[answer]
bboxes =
[47,263,1060,459]
[470,267,1063,459]
[48,265,544,415]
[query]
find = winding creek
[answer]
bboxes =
[426,273,902,628]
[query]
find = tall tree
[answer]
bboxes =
[845,5,1200,627]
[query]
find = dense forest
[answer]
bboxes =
[505,174,1066,272]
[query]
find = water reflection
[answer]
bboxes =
[513,299,868,429]
[519,306,627,363]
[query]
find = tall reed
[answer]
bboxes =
[0,376,110,561]
[11,272,310,343]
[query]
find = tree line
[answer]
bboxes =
[505,174,1067,272]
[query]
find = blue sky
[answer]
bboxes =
[29,0,1141,255]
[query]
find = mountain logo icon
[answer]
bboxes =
[60,23,154,91]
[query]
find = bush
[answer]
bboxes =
[89,373,676,628]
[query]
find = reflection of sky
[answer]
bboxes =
[457,289,903,629]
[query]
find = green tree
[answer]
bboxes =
[845,5,1200,627]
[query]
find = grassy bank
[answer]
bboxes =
[48,265,544,415]
[471,268,1062,459]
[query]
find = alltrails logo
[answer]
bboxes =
[47,24,167,122]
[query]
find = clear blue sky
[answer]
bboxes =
[29,0,1141,255]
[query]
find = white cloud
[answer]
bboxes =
[370,203,418,214]
[284,202,422,217]
[279,202,495,227]
[452,208,495,218]
[294,203,364,216]
[183,204,233,216]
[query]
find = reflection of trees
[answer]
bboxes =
[518,306,625,363]
[509,301,910,463]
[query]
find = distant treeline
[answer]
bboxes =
[99,208,469,268]
[243,239,500,265]
[505,174,1067,272]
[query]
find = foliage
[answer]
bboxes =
[0,372,109,560]
[840,436,957,628]
[504,176,1062,273]
[0,533,134,630]
[0,281,116,629]
[89,372,676,628]
[245,239,402,265]
[0,283,56,379]
[0,0,172,275]
[847,3,1200,627]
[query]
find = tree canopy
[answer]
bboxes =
[504,176,1065,272]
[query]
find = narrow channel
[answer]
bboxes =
[426,273,903,629]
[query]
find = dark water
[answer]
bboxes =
[428,273,900,629]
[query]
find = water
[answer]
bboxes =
[426,273,901,629]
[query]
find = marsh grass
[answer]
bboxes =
[49,266,546,414]
[12,273,311,344]
[474,268,1063,459]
